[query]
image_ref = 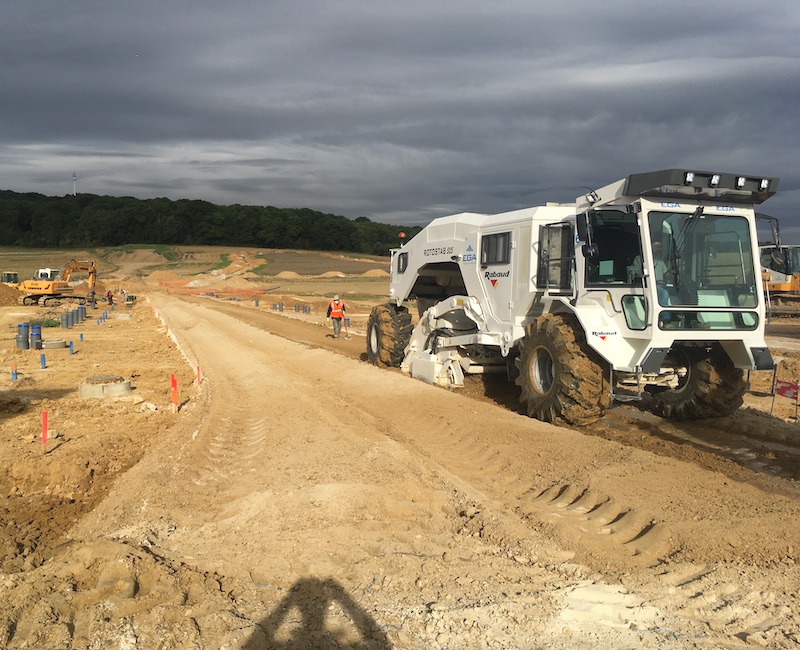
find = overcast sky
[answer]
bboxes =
[1,1,798,234]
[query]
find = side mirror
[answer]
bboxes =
[771,221,782,248]
[582,243,599,258]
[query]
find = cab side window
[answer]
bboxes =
[396,252,408,274]
[481,232,511,265]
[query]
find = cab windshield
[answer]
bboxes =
[647,211,758,309]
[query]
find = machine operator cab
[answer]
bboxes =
[575,169,777,336]
[33,268,60,281]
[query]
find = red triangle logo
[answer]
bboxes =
[490,279,498,287]
[599,335,607,340]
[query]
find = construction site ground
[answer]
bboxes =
[0,246,799,649]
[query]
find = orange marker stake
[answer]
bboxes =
[42,411,48,449]
[170,373,178,412]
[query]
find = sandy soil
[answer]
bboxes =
[0,251,799,649]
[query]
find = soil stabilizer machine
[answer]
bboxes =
[367,169,779,425]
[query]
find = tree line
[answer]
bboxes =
[0,190,421,256]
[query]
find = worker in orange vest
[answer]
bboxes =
[326,295,346,339]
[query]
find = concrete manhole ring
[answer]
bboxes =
[79,375,133,398]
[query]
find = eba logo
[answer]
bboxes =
[463,253,477,262]
[661,201,681,208]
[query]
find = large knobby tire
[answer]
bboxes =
[649,345,746,420]
[366,303,413,367]
[515,314,610,426]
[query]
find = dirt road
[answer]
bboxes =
[1,281,799,648]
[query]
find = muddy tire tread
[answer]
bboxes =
[651,345,746,420]
[515,314,610,426]
[367,304,413,367]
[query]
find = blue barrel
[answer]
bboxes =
[16,334,29,350]
[18,323,30,339]
[61,314,70,329]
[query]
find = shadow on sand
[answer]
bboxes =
[243,577,391,650]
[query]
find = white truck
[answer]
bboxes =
[367,169,778,425]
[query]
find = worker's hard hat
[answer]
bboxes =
[334,295,339,300]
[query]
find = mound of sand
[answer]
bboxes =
[0,284,22,307]
[362,269,389,277]
[108,250,167,264]
[319,271,346,278]
[276,271,302,279]
[146,270,182,282]
[191,274,220,284]
[119,278,152,293]
[217,276,256,289]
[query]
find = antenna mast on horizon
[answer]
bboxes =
[72,171,77,196]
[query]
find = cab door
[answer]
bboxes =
[480,229,514,325]
[538,223,575,296]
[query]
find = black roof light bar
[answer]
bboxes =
[624,169,779,205]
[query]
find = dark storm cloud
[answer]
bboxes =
[0,1,798,230]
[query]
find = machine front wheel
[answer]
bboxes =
[649,345,746,420]
[366,304,413,367]
[515,314,610,426]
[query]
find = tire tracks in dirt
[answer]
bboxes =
[182,295,800,647]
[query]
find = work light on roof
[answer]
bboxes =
[684,172,695,185]
[737,176,746,189]
[760,178,770,191]
[710,174,721,187]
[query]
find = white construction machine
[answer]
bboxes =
[367,169,779,425]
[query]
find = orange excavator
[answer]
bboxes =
[19,260,97,306]
[758,214,800,313]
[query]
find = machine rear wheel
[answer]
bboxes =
[515,314,610,426]
[366,304,413,367]
[650,345,746,420]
